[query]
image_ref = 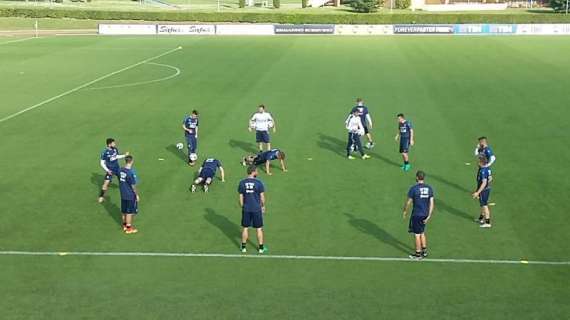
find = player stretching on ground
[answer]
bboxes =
[249,105,276,152]
[350,98,374,149]
[395,113,414,172]
[238,165,267,254]
[119,155,139,234]
[345,109,371,160]
[403,170,435,260]
[472,156,493,228]
[242,149,287,175]
[182,110,199,166]
[191,158,225,193]
[98,138,129,203]
[474,136,496,167]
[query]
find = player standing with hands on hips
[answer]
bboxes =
[249,105,276,152]
[238,165,267,254]
[403,170,434,260]
[472,156,493,228]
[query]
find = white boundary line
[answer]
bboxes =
[86,62,181,90]
[0,46,182,124]
[0,37,36,45]
[0,250,568,266]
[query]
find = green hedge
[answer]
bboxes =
[1,7,570,24]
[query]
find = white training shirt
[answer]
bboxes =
[250,112,274,131]
[345,114,365,136]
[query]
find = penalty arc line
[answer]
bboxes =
[0,251,568,266]
[0,37,37,45]
[0,46,182,124]
[86,62,181,91]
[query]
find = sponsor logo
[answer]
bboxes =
[274,24,335,34]
[394,24,454,34]
[158,25,216,35]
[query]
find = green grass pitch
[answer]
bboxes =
[0,35,569,319]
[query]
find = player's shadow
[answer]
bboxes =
[90,173,123,227]
[317,133,345,157]
[229,139,257,154]
[437,199,473,222]
[166,144,187,163]
[430,173,471,193]
[204,208,255,249]
[345,213,411,254]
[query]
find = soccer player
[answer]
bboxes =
[238,165,267,254]
[190,158,225,193]
[182,110,199,166]
[98,138,129,203]
[402,170,435,260]
[241,148,287,175]
[394,113,414,171]
[474,136,496,167]
[345,109,371,160]
[350,98,374,149]
[249,104,276,152]
[119,155,139,234]
[472,156,493,228]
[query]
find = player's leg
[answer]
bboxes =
[265,161,272,175]
[191,177,204,193]
[364,126,374,149]
[241,228,249,253]
[420,233,428,257]
[256,131,264,152]
[346,133,355,159]
[253,211,266,253]
[98,172,114,202]
[122,214,127,231]
[355,135,370,159]
[203,177,212,192]
[264,131,271,151]
[479,190,491,228]
[409,217,424,260]
[241,210,252,252]
[122,200,138,234]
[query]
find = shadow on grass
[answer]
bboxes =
[90,172,123,227]
[229,139,258,154]
[437,199,474,223]
[430,172,472,194]
[204,208,255,249]
[345,213,411,254]
[317,133,401,168]
[166,144,188,163]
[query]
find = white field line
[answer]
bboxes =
[0,250,568,266]
[0,46,182,124]
[0,37,36,45]
[86,62,181,90]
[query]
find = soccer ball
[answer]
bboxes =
[190,153,198,162]
[176,143,184,150]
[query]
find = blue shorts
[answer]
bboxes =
[409,215,427,235]
[242,210,263,228]
[256,130,270,143]
[104,167,121,181]
[185,134,197,154]
[400,138,410,153]
[121,199,138,214]
[199,169,215,180]
[479,189,491,207]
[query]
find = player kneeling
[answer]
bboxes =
[191,158,225,193]
[242,149,287,176]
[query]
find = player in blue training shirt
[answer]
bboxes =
[98,138,129,203]
[190,158,226,193]
[119,155,139,234]
[395,113,414,172]
[474,136,496,167]
[350,98,374,149]
[238,165,267,254]
[403,171,435,260]
[182,110,199,166]
[241,148,288,175]
[472,156,493,228]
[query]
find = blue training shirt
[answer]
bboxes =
[101,147,120,170]
[399,120,413,139]
[477,146,494,163]
[351,105,369,126]
[201,158,222,175]
[477,166,492,190]
[408,183,434,217]
[183,116,199,136]
[238,178,265,212]
[119,167,137,200]
[254,149,280,165]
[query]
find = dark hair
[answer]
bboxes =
[247,165,257,175]
[397,113,405,118]
[478,155,488,164]
[258,104,265,110]
[478,136,487,141]
[125,155,133,163]
[278,151,286,160]
[356,98,363,103]
[106,138,115,146]
[416,170,426,180]
[192,110,199,115]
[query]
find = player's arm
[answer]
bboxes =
[366,114,373,128]
[280,159,287,172]
[270,114,276,133]
[132,185,140,201]
[260,192,266,213]
[182,123,191,134]
[402,198,412,218]
[248,115,256,132]
[486,155,496,167]
[219,167,225,182]
[472,179,487,198]
[239,194,244,208]
[410,128,415,146]
[195,126,198,139]
[394,125,400,141]
[474,146,480,156]
[424,197,435,224]
[265,160,272,175]
[100,160,111,175]
[116,152,129,160]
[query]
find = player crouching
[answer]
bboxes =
[241,149,287,176]
[191,158,225,193]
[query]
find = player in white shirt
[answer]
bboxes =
[249,105,276,152]
[345,110,371,160]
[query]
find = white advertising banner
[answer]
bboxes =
[216,24,275,35]
[98,24,157,35]
[335,24,394,35]
[516,24,570,35]
[157,24,216,35]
